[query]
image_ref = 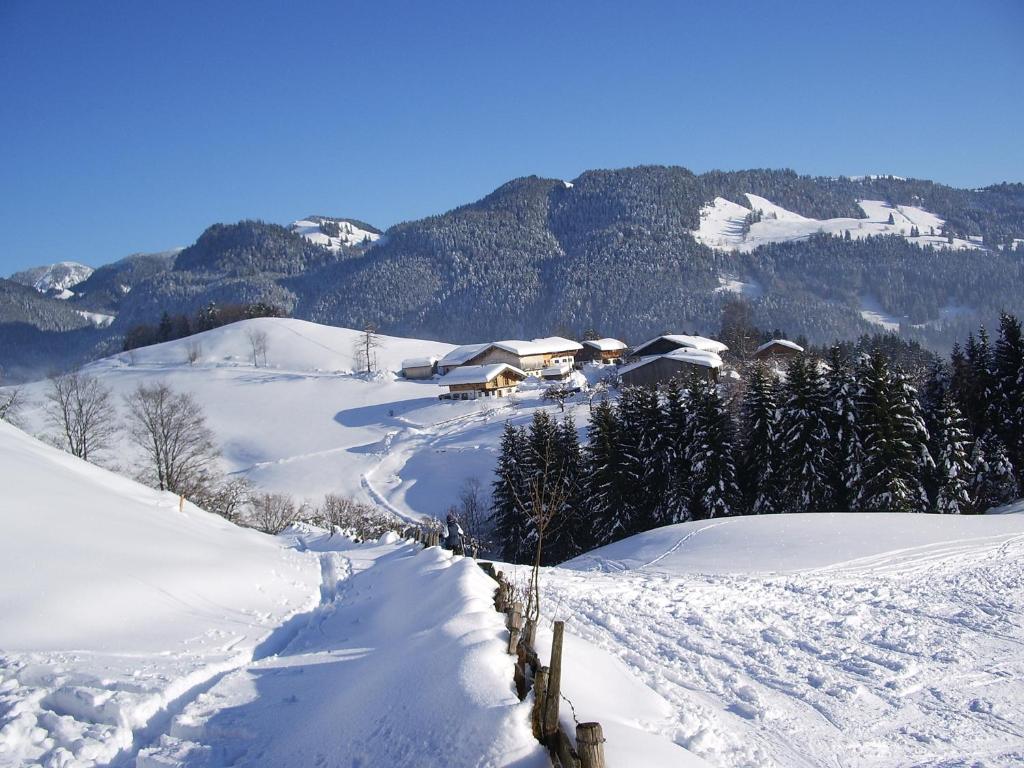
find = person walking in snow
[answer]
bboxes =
[444,510,465,555]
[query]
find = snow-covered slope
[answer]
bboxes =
[9,260,94,298]
[693,194,982,253]
[9,318,593,517]
[0,419,321,766]
[514,513,1024,767]
[291,216,381,250]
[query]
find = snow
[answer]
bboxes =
[714,275,763,298]
[440,363,526,386]
[507,513,1024,767]
[755,339,804,355]
[692,195,983,253]
[290,218,380,250]
[75,309,115,328]
[581,337,627,351]
[400,355,437,369]
[136,538,547,768]
[0,419,321,766]
[632,334,730,356]
[859,295,905,332]
[9,261,94,296]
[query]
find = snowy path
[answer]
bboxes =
[137,535,547,768]
[529,522,1024,767]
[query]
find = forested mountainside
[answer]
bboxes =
[2,168,1022,382]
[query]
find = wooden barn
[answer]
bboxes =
[754,339,804,362]
[619,348,723,388]
[577,338,628,365]
[469,337,583,372]
[400,356,438,379]
[628,334,729,360]
[438,364,526,400]
[437,343,494,375]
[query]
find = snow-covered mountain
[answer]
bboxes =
[9,260,94,298]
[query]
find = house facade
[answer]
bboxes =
[438,364,526,400]
[400,356,438,379]
[577,338,628,364]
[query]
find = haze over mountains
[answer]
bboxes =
[3,166,1023,382]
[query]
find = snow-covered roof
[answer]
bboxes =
[755,339,804,355]
[401,356,437,369]
[438,343,492,367]
[620,348,724,376]
[441,364,526,386]
[491,336,583,356]
[582,338,627,351]
[541,363,572,377]
[631,334,729,356]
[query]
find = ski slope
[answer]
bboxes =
[509,514,1024,767]
[692,194,982,253]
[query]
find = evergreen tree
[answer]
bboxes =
[779,355,835,513]
[933,394,973,514]
[584,399,629,546]
[854,351,933,513]
[970,432,1020,512]
[992,313,1024,480]
[826,347,864,511]
[739,362,782,514]
[615,386,667,534]
[684,379,740,520]
[490,422,531,562]
[544,414,586,563]
[963,329,997,437]
[661,379,692,524]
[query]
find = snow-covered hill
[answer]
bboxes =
[8,318,594,516]
[9,260,94,298]
[0,419,321,766]
[692,194,983,253]
[512,513,1024,767]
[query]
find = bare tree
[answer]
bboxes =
[313,494,402,540]
[192,476,252,523]
[45,372,119,462]
[542,384,571,412]
[456,476,492,551]
[245,328,269,367]
[124,382,220,495]
[0,387,25,427]
[353,323,380,375]
[508,440,570,624]
[186,339,203,366]
[247,492,305,534]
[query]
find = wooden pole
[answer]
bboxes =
[532,666,549,740]
[524,618,537,650]
[508,602,523,655]
[576,723,606,768]
[542,621,565,737]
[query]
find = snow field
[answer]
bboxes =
[511,514,1024,767]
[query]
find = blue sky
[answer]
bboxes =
[1,0,1022,273]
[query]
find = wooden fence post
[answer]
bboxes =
[532,666,549,740]
[524,618,537,650]
[507,601,523,655]
[542,620,565,737]
[576,723,605,768]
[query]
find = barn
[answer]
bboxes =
[754,339,804,362]
[400,356,438,379]
[619,348,723,388]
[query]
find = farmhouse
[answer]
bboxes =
[466,336,583,372]
[577,337,628,365]
[628,334,728,359]
[619,347,723,388]
[400,356,438,379]
[754,339,804,362]
[438,363,526,400]
[437,343,493,375]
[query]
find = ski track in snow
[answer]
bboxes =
[527,530,1024,768]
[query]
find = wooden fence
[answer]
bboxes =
[403,527,607,767]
